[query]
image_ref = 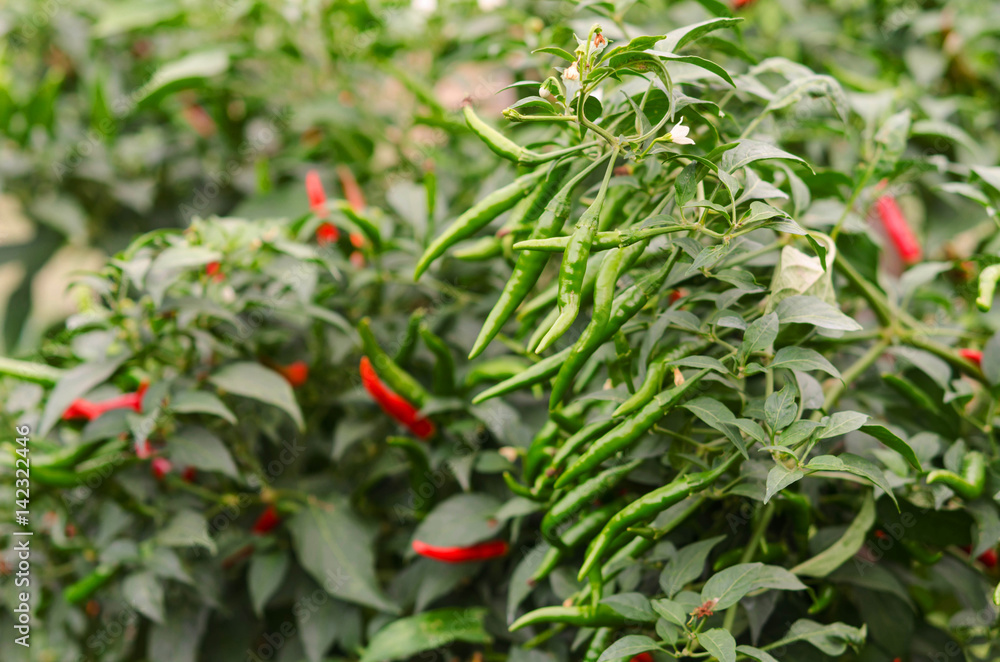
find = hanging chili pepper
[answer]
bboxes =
[978,264,1000,312]
[63,382,149,421]
[471,346,572,404]
[874,194,922,265]
[533,502,619,582]
[411,539,509,563]
[305,169,329,219]
[360,357,435,439]
[959,348,982,367]
[509,603,628,631]
[181,467,197,483]
[151,457,173,480]
[64,565,117,604]
[629,654,654,662]
[275,361,309,388]
[463,104,595,166]
[419,325,456,394]
[316,222,340,246]
[335,164,366,212]
[205,261,224,282]
[359,318,432,407]
[926,451,986,500]
[251,505,282,535]
[541,460,641,546]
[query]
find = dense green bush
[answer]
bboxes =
[2,2,1000,662]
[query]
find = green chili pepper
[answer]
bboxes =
[359,317,432,407]
[414,169,545,278]
[333,201,383,251]
[977,264,1000,312]
[471,347,572,404]
[547,419,619,479]
[468,158,607,359]
[549,406,587,435]
[808,585,835,615]
[465,356,532,388]
[454,236,503,261]
[533,502,620,582]
[463,104,594,166]
[394,310,426,366]
[900,538,943,565]
[541,460,641,545]
[64,565,117,604]
[926,451,986,500]
[34,438,108,470]
[513,222,689,253]
[713,541,787,571]
[509,603,628,631]
[881,373,940,412]
[554,369,711,489]
[549,249,680,408]
[503,471,541,500]
[592,247,626,333]
[524,421,562,484]
[425,169,437,232]
[537,151,620,352]
[577,454,741,580]
[614,361,668,419]
[419,325,455,394]
[582,628,613,662]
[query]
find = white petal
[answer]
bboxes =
[670,123,690,139]
[673,135,696,145]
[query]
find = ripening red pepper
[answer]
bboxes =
[411,539,509,563]
[181,103,217,138]
[305,170,329,219]
[151,457,173,480]
[316,222,340,246]
[251,505,282,535]
[63,382,149,421]
[629,653,654,662]
[733,0,756,8]
[336,164,366,212]
[276,361,309,388]
[360,357,435,439]
[205,261,224,282]
[961,545,997,568]
[874,194,922,265]
[181,467,197,483]
[959,348,982,367]
[668,288,688,304]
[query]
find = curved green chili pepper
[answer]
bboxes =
[513,222,689,252]
[926,451,986,500]
[454,236,503,261]
[547,419,620,478]
[592,247,626,332]
[419,325,455,394]
[582,628,613,662]
[394,310,426,366]
[463,105,596,166]
[415,169,545,278]
[537,151,620,352]
[900,538,943,565]
[577,454,741,580]
[555,369,712,489]
[464,356,532,388]
[468,158,607,359]
[808,585,835,615]
[524,421,563,484]
[882,373,940,413]
[541,460,641,545]
[65,565,117,604]
[509,603,628,631]
[533,502,620,582]
[977,264,1000,312]
[471,347,572,404]
[549,248,680,408]
[504,471,541,500]
[359,317,431,407]
[614,361,669,419]
[388,436,431,493]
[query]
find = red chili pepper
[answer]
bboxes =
[151,457,173,480]
[251,505,282,535]
[181,103,217,138]
[629,653,654,662]
[979,548,998,569]
[63,382,149,421]
[732,0,756,8]
[668,288,688,304]
[336,164,366,212]
[874,194,922,265]
[205,261,224,282]
[134,438,153,459]
[316,222,340,246]
[305,170,329,219]
[181,467,197,483]
[959,349,982,367]
[276,361,309,388]
[360,357,435,439]
[411,539,509,563]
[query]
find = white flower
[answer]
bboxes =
[562,61,580,81]
[668,122,695,145]
[411,0,437,13]
[478,0,505,10]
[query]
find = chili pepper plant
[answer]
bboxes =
[3,9,1000,662]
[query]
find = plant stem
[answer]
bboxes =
[0,356,63,385]
[721,502,775,631]
[830,145,882,241]
[820,337,891,414]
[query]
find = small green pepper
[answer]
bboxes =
[808,585,835,614]
[65,565,117,604]
[533,502,620,582]
[359,317,432,407]
[926,451,986,500]
[977,264,1000,312]
[419,324,455,394]
[541,460,641,545]
[508,604,628,631]
[471,347,571,404]
[464,356,532,388]
[463,105,595,166]
[582,628,612,662]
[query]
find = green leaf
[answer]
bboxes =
[682,397,748,458]
[791,493,875,577]
[38,355,129,437]
[765,75,848,122]
[601,593,657,622]
[769,347,841,378]
[861,424,922,472]
[667,355,729,373]
[818,411,869,439]
[248,550,289,617]
[699,628,737,662]
[122,571,165,623]
[776,295,862,331]
[360,608,490,662]
[771,619,866,656]
[157,510,215,553]
[166,426,239,478]
[806,454,898,509]
[137,50,231,107]
[289,501,399,613]
[507,544,547,623]
[656,53,736,87]
[657,17,743,53]
[764,463,806,503]
[736,645,780,662]
[764,385,797,431]
[701,563,807,610]
[738,313,778,363]
[169,390,237,425]
[597,635,662,662]
[720,139,811,173]
[650,598,689,627]
[148,604,207,662]
[659,535,726,597]
[297,589,341,662]
[209,362,304,430]
[412,493,503,547]
[533,46,576,62]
